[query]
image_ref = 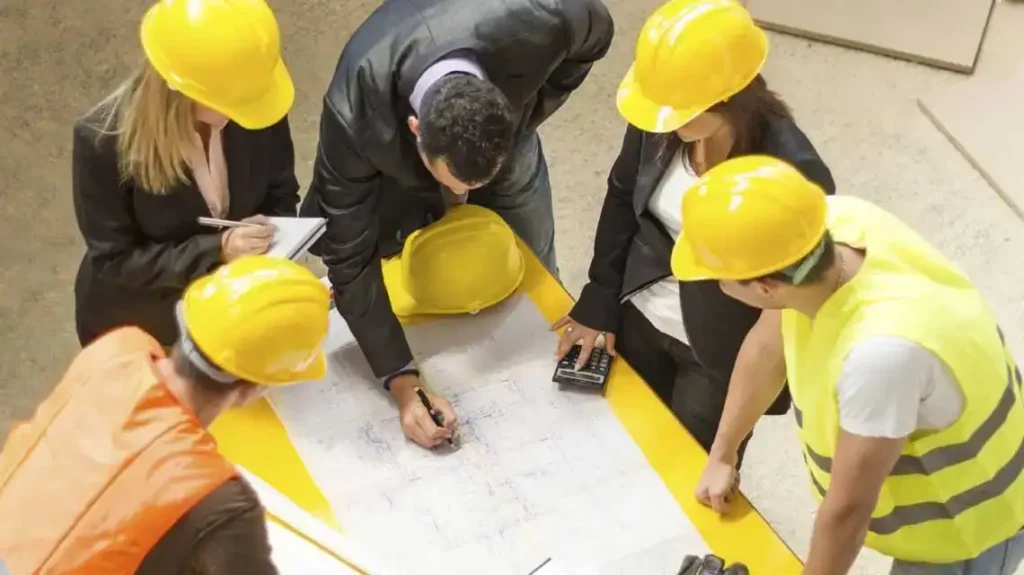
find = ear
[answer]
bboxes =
[407,115,421,138]
[750,278,777,298]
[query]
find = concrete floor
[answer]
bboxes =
[2,0,1022,573]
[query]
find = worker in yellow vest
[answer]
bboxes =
[0,256,329,575]
[670,156,1024,574]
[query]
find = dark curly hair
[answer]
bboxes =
[418,74,515,185]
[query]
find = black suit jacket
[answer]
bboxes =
[72,109,300,346]
[301,0,614,377]
[571,119,836,414]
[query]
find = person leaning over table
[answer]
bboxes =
[0,256,330,575]
[300,0,614,449]
[72,0,299,348]
[678,156,1024,574]
[554,0,834,457]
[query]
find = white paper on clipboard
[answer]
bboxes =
[266,217,326,260]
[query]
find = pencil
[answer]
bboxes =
[197,216,262,229]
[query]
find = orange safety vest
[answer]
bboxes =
[0,328,237,575]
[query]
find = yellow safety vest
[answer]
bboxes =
[782,196,1024,563]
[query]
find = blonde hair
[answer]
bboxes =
[93,64,196,194]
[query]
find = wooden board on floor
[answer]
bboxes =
[918,2,1024,219]
[742,0,996,73]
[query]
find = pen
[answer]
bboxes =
[414,386,454,446]
[526,558,552,574]
[197,216,262,229]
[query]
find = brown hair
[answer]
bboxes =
[658,74,792,161]
[92,64,196,194]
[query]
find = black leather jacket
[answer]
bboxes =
[301,0,614,377]
[571,120,835,414]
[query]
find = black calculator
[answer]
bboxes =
[553,344,612,394]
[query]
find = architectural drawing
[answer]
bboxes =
[269,295,708,574]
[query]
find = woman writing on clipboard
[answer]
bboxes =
[72,0,299,346]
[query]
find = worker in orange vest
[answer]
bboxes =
[0,255,330,575]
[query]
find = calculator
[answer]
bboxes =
[552,344,612,394]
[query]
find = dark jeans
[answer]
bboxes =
[616,302,752,465]
[468,131,557,274]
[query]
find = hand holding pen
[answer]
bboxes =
[199,215,277,261]
[415,386,456,447]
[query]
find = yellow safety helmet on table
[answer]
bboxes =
[671,155,828,281]
[140,0,294,129]
[178,256,330,385]
[618,0,769,133]
[382,204,526,317]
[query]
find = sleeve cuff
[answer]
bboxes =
[570,283,622,333]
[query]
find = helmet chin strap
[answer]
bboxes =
[174,302,238,384]
[786,239,827,285]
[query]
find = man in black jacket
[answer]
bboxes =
[300,0,614,448]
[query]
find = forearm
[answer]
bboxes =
[804,498,872,574]
[328,259,414,378]
[709,314,786,460]
[93,233,224,289]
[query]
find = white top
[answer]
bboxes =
[629,149,698,344]
[837,336,965,437]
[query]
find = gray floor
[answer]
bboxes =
[2,0,1022,573]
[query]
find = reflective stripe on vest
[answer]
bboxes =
[795,343,1024,535]
[0,328,237,574]
[782,196,1024,563]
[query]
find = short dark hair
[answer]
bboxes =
[170,343,243,397]
[418,74,515,185]
[752,232,836,286]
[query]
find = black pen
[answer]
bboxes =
[415,386,454,446]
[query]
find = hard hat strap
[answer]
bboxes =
[783,238,827,285]
[174,303,239,384]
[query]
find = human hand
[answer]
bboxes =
[390,374,457,448]
[221,215,276,261]
[695,455,740,514]
[552,316,616,370]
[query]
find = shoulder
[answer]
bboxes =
[73,103,119,158]
[758,117,835,194]
[77,327,163,364]
[844,336,943,374]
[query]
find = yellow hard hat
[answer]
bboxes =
[179,256,330,385]
[671,155,828,281]
[618,0,768,133]
[382,205,526,316]
[140,0,294,130]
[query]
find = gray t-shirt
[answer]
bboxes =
[837,336,965,438]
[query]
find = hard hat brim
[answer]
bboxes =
[381,254,420,317]
[220,59,295,130]
[617,65,704,134]
[671,234,720,282]
[268,349,327,386]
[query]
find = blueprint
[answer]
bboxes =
[269,294,708,575]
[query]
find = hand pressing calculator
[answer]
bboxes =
[552,344,613,394]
